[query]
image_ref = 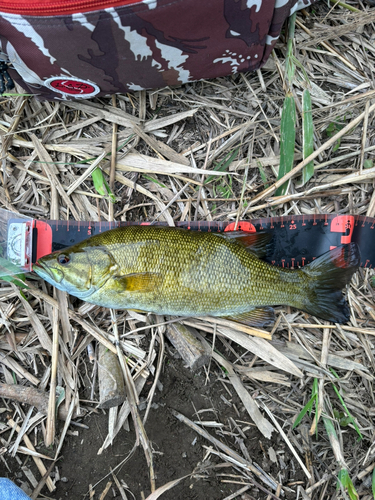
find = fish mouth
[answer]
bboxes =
[33,261,63,284]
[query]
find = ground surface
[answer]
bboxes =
[0,1,375,499]
[1,355,313,499]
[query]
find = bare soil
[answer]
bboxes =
[1,353,315,499]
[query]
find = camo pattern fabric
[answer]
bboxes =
[0,0,316,100]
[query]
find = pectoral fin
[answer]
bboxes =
[223,307,275,327]
[113,272,161,293]
[218,231,272,258]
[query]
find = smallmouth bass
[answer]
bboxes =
[33,226,360,325]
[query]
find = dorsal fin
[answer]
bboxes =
[218,231,272,258]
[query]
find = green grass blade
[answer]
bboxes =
[257,161,269,188]
[293,394,316,429]
[329,368,362,440]
[323,412,337,439]
[285,13,297,85]
[291,55,310,84]
[301,89,314,185]
[364,159,373,169]
[337,469,359,500]
[275,93,296,196]
[0,256,28,289]
[75,135,134,166]
[326,0,361,11]
[293,378,318,428]
[331,384,363,439]
[204,147,240,185]
[92,167,107,196]
[326,118,345,152]
[142,174,166,188]
[92,168,116,203]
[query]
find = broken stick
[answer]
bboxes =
[166,322,210,371]
[98,343,126,409]
[0,383,82,421]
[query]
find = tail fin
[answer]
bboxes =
[298,243,360,323]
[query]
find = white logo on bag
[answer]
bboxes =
[44,77,100,97]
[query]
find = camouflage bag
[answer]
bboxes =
[0,0,316,100]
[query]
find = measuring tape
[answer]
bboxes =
[6,213,375,273]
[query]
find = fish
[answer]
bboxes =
[33,226,360,326]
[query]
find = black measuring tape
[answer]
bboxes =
[7,214,375,271]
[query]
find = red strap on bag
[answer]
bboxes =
[0,0,143,16]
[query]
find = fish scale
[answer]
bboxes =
[34,225,360,325]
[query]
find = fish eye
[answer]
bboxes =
[58,254,70,265]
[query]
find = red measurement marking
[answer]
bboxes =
[291,258,295,269]
[281,259,285,268]
[289,223,297,230]
[141,222,151,225]
[302,257,306,267]
[330,215,354,244]
[365,260,370,268]
[324,214,328,225]
[224,222,256,233]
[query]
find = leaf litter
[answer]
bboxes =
[0,2,375,499]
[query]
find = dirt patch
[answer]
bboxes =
[1,353,313,499]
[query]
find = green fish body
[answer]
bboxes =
[33,226,360,325]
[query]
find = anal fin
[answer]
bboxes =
[222,307,275,327]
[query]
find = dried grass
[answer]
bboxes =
[1,1,375,499]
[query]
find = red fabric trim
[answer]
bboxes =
[0,0,143,16]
